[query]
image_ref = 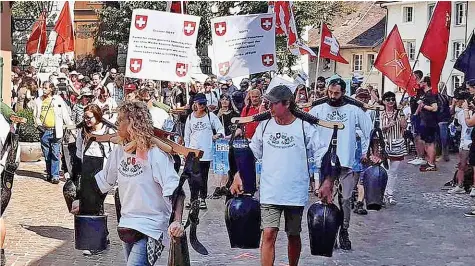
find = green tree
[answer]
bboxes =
[95,1,347,75]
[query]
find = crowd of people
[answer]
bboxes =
[3,59,475,266]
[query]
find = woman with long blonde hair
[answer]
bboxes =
[94,101,184,265]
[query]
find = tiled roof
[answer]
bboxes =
[308,1,386,49]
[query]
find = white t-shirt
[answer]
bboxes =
[75,125,115,160]
[95,146,179,242]
[456,109,472,150]
[184,112,225,161]
[310,103,372,168]
[250,118,320,206]
[149,106,170,129]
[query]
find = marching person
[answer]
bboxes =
[314,76,327,99]
[309,78,373,250]
[352,88,374,215]
[71,104,115,255]
[416,76,438,172]
[241,89,263,139]
[184,93,224,209]
[212,94,240,198]
[93,86,118,122]
[33,83,74,184]
[94,101,184,265]
[230,85,320,266]
[381,91,408,205]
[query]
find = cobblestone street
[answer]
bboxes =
[3,156,475,266]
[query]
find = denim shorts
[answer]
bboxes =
[352,138,364,173]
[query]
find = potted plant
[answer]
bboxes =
[17,109,43,162]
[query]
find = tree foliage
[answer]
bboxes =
[11,1,57,24]
[95,1,347,75]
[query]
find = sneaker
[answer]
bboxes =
[387,196,397,205]
[185,202,191,209]
[353,201,368,215]
[50,178,60,184]
[441,180,455,190]
[408,157,426,165]
[199,199,207,210]
[463,210,475,217]
[420,163,437,172]
[338,228,352,250]
[470,187,475,197]
[211,187,223,199]
[448,185,466,194]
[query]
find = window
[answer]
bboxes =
[403,40,416,60]
[367,54,375,71]
[452,41,465,60]
[451,75,463,91]
[353,54,363,72]
[427,3,435,22]
[455,2,466,26]
[403,6,414,23]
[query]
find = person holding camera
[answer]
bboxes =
[33,83,74,184]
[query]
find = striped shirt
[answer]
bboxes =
[380,110,404,145]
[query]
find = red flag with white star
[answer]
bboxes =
[420,1,451,93]
[374,25,417,96]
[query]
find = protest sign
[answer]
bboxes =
[211,13,276,79]
[125,9,200,82]
[267,75,298,93]
[213,139,230,175]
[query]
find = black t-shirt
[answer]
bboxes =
[216,110,240,136]
[420,90,438,127]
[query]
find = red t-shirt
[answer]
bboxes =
[241,106,260,139]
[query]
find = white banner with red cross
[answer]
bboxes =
[211,13,276,79]
[125,9,200,82]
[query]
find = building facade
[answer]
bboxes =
[382,1,474,95]
[308,2,386,94]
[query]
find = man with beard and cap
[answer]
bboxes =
[315,76,327,99]
[310,78,374,250]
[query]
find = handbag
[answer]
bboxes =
[385,138,407,158]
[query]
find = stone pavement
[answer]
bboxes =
[3,156,475,266]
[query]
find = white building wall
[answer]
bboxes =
[383,1,475,96]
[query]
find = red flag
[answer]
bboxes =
[320,23,348,64]
[26,11,47,55]
[53,1,74,54]
[274,1,316,57]
[166,1,187,13]
[419,1,451,93]
[374,25,418,96]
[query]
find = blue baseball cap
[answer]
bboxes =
[194,93,207,104]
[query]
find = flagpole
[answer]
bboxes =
[313,20,323,97]
[465,1,469,46]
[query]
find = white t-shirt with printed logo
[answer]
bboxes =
[95,146,179,242]
[250,118,320,206]
[184,112,225,161]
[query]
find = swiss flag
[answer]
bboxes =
[26,11,47,55]
[319,23,348,64]
[53,1,74,54]
[419,1,451,93]
[374,25,418,96]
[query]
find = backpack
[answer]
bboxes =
[231,90,246,113]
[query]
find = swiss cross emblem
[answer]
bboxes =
[261,54,274,67]
[135,15,148,30]
[218,62,230,76]
[261,17,273,31]
[129,58,142,73]
[183,21,196,36]
[214,22,227,36]
[176,63,189,77]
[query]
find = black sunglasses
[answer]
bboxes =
[83,115,95,120]
[385,98,396,102]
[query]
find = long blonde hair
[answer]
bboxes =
[118,101,154,151]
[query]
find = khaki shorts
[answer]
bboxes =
[260,204,304,236]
